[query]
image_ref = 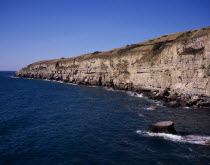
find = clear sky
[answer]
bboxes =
[0,0,209,71]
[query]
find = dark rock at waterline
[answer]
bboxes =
[148,121,177,134]
[197,101,210,107]
[205,140,210,145]
[164,101,181,107]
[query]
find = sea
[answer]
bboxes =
[0,71,210,165]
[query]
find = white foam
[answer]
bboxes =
[136,93,143,98]
[145,107,156,111]
[49,80,62,83]
[42,79,78,86]
[43,79,51,81]
[138,113,144,117]
[104,87,115,91]
[43,79,66,84]
[136,130,210,145]
[67,83,78,86]
[126,91,134,96]
[10,76,19,79]
[126,91,143,98]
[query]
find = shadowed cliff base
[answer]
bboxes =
[15,26,210,108]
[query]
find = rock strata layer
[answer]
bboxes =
[15,27,210,107]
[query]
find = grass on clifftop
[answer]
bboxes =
[32,26,210,66]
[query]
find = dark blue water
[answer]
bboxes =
[0,71,210,165]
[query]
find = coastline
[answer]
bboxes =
[14,27,210,108]
[13,74,210,108]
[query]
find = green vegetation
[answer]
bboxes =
[176,31,192,40]
[93,51,101,54]
[152,42,163,51]
[117,44,141,55]
[152,40,174,55]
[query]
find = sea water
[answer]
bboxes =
[0,71,209,165]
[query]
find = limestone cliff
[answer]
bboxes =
[15,27,210,107]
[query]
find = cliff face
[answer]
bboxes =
[15,27,210,107]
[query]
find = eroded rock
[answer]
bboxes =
[148,121,177,134]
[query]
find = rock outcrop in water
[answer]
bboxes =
[148,121,177,134]
[15,27,210,107]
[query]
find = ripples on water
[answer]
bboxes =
[0,72,210,165]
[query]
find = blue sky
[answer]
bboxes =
[0,0,209,71]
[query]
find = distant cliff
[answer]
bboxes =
[15,27,210,107]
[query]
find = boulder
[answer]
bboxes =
[165,101,180,107]
[197,101,210,107]
[148,121,176,134]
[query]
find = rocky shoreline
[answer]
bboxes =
[144,88,210,108]
[14,74,210,108]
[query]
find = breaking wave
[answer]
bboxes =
[43,79,51,81]
[42,79,78,86]
[104,87,117,91]
[136,130,210,145]
[10,75,19,79]
[126,91,143,98]
[145,107,156,111]
[104,88,144,98]
[138,113,144,117]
